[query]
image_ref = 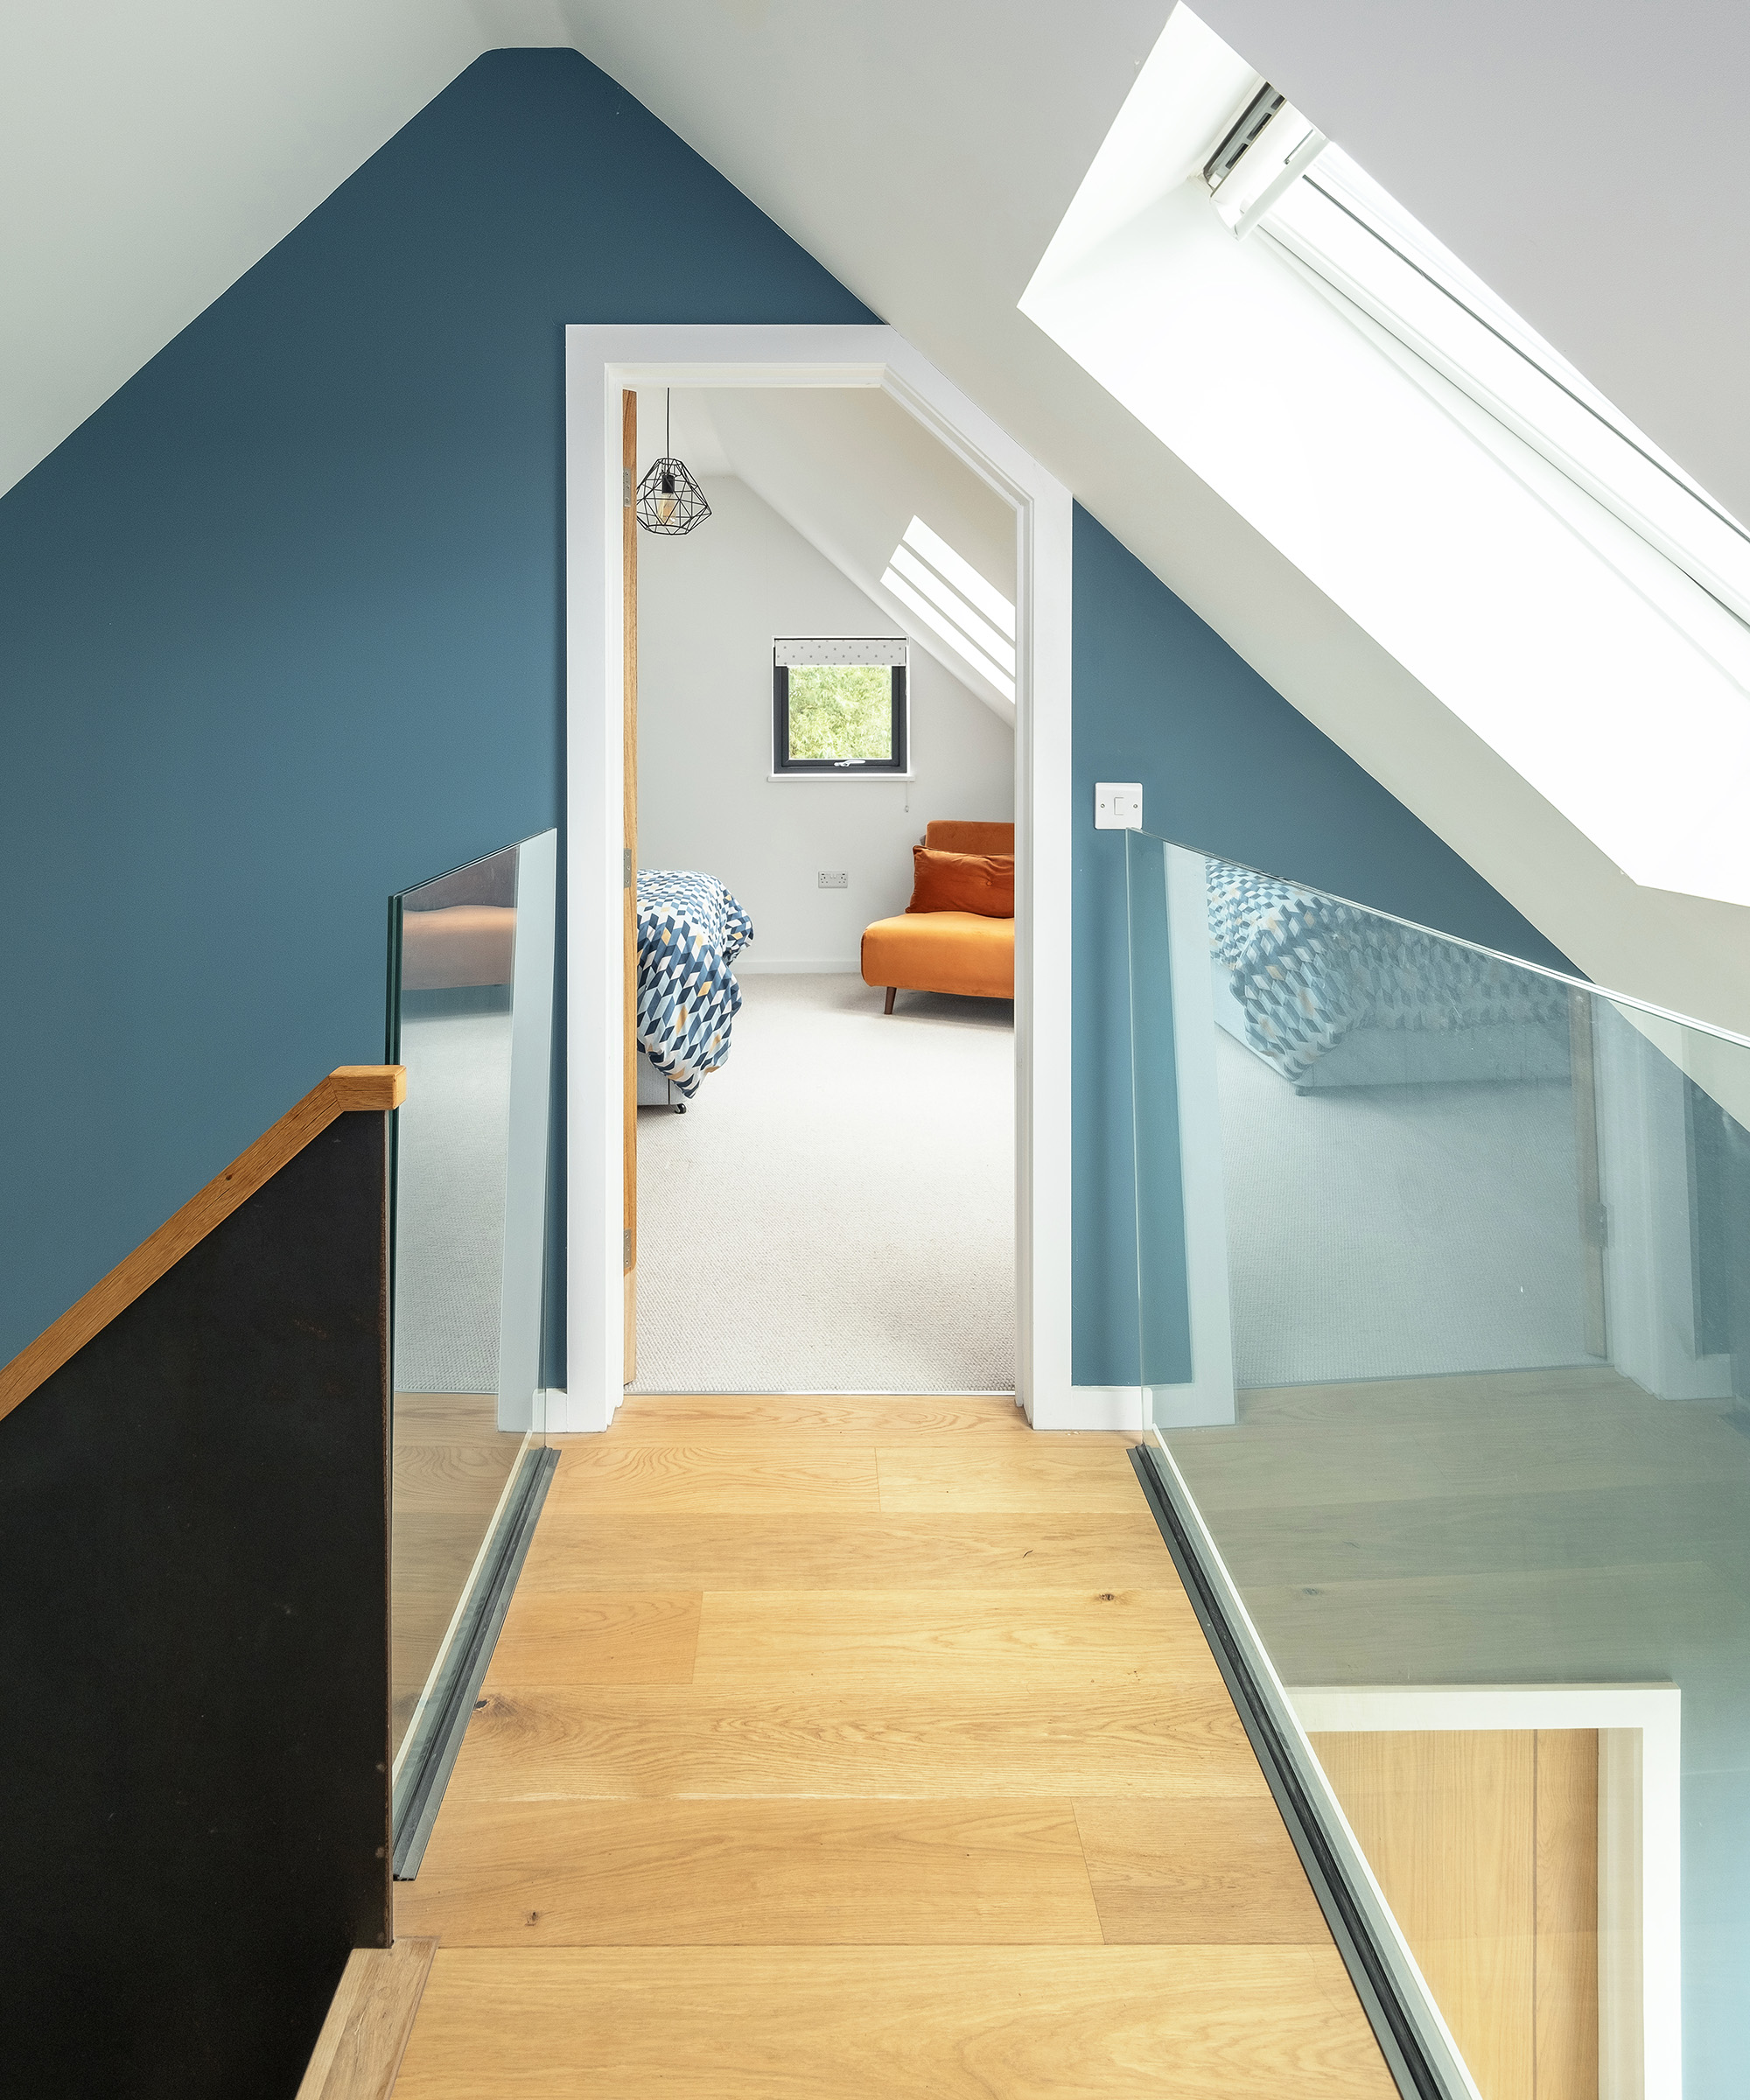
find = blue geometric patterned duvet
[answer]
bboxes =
[1206,858,1567,1087]
[635,870,754,1097]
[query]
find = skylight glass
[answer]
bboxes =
[880,517,1017,704]
[1259,148,1750,623]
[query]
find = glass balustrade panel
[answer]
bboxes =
[1125,826,1750,2100]
[388,831,556,1777]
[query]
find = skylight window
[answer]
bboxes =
[1018,4,1750,907]
[1256,147,1750,625]
[881,518,1016,704]
[1182,68,1750,620]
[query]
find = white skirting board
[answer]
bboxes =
[1048,1384,1240,1432]
[735,956,864,975]
[1046,1385,1145,1431]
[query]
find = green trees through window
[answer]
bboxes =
[785,663,893,761]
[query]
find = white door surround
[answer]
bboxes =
[561,325,1074,1431]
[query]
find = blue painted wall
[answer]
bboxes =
[1071,508,1575,1388]
[0,47,1572,1404]
[0,51,871,1373]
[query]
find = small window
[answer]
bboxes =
[773,638,908,776]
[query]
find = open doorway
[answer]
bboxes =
[625,382,1018,1395]
[565,326,1074,1432]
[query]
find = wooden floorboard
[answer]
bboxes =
[482,1590,702,1686]
[688,1587,1222,1690]
[391,1396,1390,2096]
[874,1439,1151,1512]
[1074,1797,1332,1944]
[296,1937,438,2100]
[546,1440,881,1512]
[514,1511,1178,1592]
[442,1683,1270,1801]
[393,1944,1396,2099]
[604,1392,1032,1439]
[397,1797,1107,1945]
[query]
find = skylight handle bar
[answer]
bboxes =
[1204,84,1284,192]
[1204,82,1326,240]
[1230,126,1328,241]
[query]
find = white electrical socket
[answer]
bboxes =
[1095,783,1144,830]
[818,871,848,889]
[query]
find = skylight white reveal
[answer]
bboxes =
[1020,4,1750,910]
[881,516,1016,704]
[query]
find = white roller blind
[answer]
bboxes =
[774,636,907,667]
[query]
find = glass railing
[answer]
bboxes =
[1124,827,1750,2100]
[387,830,558,1870]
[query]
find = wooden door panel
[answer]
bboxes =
[1309,1727,1598,2100]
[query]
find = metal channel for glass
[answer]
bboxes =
[1127,1440,1466,2100]
[392,1445,557,1880]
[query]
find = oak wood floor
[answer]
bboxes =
[391,1394,1395,2097]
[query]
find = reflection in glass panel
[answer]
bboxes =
[388,831,556,1857]
[1125,830,1750,2099]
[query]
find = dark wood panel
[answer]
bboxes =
[0,1110,392,2097]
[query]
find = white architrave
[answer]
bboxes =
[563,325,1074,1431]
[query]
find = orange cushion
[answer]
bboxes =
[862,912,1014,1000]
[925,820,1014,857]
[906,846,1014,918]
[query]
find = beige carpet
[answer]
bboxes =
[630,974,1015,1394]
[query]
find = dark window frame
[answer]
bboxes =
[772,649,909,776]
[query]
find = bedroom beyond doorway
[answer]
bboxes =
[625,381,1018,1398]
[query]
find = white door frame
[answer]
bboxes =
[560,325,1074,1430]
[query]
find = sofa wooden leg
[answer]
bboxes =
[884,986,897,1015]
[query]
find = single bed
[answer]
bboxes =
[636,869,754,1099]
[1206,858,1572,1090]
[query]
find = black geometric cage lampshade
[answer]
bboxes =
[635,455,711,536]
[635,388,711,536]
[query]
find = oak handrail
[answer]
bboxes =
[0,1064,406,1423]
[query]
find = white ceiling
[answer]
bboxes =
[5,0,1749,1027]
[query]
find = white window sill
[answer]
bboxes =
[766,772,916,783]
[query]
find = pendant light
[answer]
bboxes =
[635,390,711,536]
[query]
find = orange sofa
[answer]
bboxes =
[861,820,1015,1012]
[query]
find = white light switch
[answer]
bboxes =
[817,870,848,889]
[1095,782,1144,830]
